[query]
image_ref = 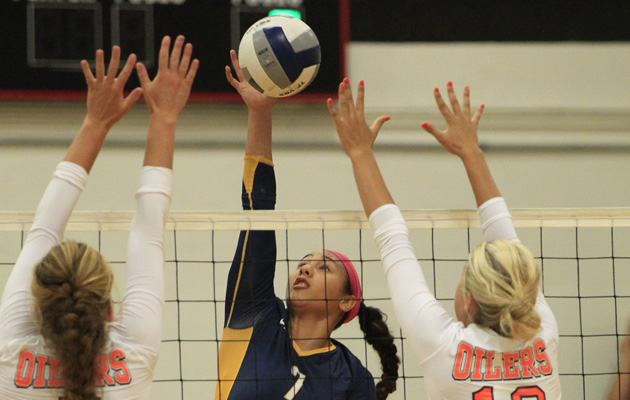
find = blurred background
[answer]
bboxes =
[0,0,628,213]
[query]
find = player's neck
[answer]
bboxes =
[289,314,333,351]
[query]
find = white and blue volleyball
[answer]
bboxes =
[238,15,321,98]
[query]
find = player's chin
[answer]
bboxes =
[288,287,310,302]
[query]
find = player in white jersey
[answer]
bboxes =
[327,80,562,399]
[0,36,198,400]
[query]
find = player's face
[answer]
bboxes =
[288,251,349,319]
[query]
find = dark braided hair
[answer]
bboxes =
[357,302,400,400]
[31,240,113,400]
[333,265,400,399]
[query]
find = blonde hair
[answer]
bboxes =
[31,240,113,400]
[462,240,541,342]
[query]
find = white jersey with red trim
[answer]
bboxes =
[369,198,561,400]
[0,162,171,400]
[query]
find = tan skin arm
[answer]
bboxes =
[327,79,392,217]
[225,49,277,160]
[63,47,142,173]
[135,35,199,169]
[421,83,497,207]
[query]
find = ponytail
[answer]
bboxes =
[32,240,113,400]
[357,302,399,400]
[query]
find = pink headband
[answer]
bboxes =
[327,250,361,324]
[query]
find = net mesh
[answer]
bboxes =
[1,208,629,400]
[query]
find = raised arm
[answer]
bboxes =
[136,35,199,168]
[225,49,276,159]
[220,51,279,329]
[115,35,197,348]
[326,79,391,216]
[328,81,456,362]
[65,47,142,172]
[0,47,140,339]
[420,83,495,207]
[421,83,519,243]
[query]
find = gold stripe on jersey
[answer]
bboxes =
[217,155,276,400]
[214,326,254,400]
[243,155,274,193]
[225,155,272,326]
[292,340,337,357]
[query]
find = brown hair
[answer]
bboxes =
[31,240,113,400]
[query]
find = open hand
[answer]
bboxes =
[136,35,199,122]
[421,83,484,159]
[327,79,389,160]
[81,46,142,131]
[225,49,276,112]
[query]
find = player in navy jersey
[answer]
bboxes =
[328,80,561,399]
[214,50,400,400]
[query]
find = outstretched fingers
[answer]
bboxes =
[421,121,444,141]
[229,49,248,83]
[471,104,485,126]
[185,58,200,87]
[95,49,105,81]
[105,46,121,82]
[179,42,193,78]
[434,88,453,121]
[117,53,137,87]
[81,60,95,85]
[462,86,471,118]
[370,115,390,135]
[169,35,184,71]
[339,78,355,118]
[158,36,171,71]
[355,80,365,116]
[446,81,462,115]
[121,87,143,114]
[135,62,150,87]
[327,98,340,123]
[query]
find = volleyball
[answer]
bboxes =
[238,15,321,98]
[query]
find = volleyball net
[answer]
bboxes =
[1,208,629,400]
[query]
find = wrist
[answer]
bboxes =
[150,112,178,127]
[460,147,485,164]
[81,116,111,138]
[349,148,375,164]
[248,105,274,119]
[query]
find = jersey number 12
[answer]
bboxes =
[473,385,545,399]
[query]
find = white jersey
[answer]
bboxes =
[369,198,561,400]
[0,161,171,400]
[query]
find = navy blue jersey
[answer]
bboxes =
[215,156,376,400]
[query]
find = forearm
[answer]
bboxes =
[245,107,273,160]
[460,148,501,208]
[143,114,176,168]
[350,150,394,217]
[63,118,109,173]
